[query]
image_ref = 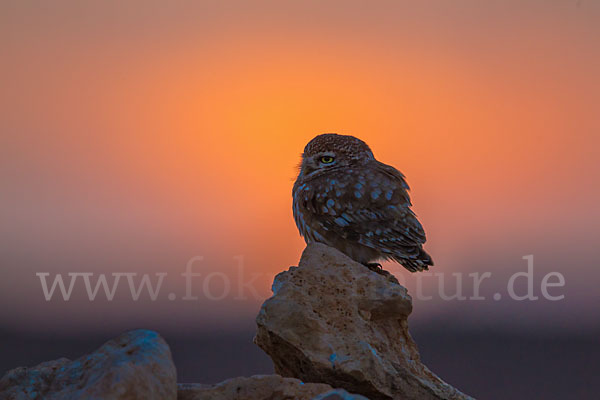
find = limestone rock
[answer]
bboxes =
[255,243,473,400]
[313,389,370,400]
[177,374,333,400]
[0,329,177,400]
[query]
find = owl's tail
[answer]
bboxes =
[397,247,434,273]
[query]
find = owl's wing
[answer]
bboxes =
[301,162,427,257]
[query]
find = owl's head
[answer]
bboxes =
[299,133,375,177]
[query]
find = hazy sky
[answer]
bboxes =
[1,0,599,335]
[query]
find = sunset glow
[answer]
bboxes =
[1,1,599,335]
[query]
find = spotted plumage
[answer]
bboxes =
[292,133,433,272]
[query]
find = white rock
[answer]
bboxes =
[255,243,473,400]
[177,374,333,400]
[0,329,177,400]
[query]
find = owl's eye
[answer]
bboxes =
[320,156,335,164]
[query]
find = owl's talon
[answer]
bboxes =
[362,262,400,284]
[364,262,383,272]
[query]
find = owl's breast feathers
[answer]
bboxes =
[293,161,433,271]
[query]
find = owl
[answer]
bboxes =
[292,133,433,273]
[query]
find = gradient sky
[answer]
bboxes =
[1,0,599,336]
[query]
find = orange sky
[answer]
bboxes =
[1,0,599,334]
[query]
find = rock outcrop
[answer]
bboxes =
[177,376,371,400]
[0,330,177,400]
[177,375,333,400]
[313,389,370,400]
[1,244,474,400]
[255,243,472,400]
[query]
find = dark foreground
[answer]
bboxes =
[1,328,597,400]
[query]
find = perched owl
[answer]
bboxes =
[292,133,433,272]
